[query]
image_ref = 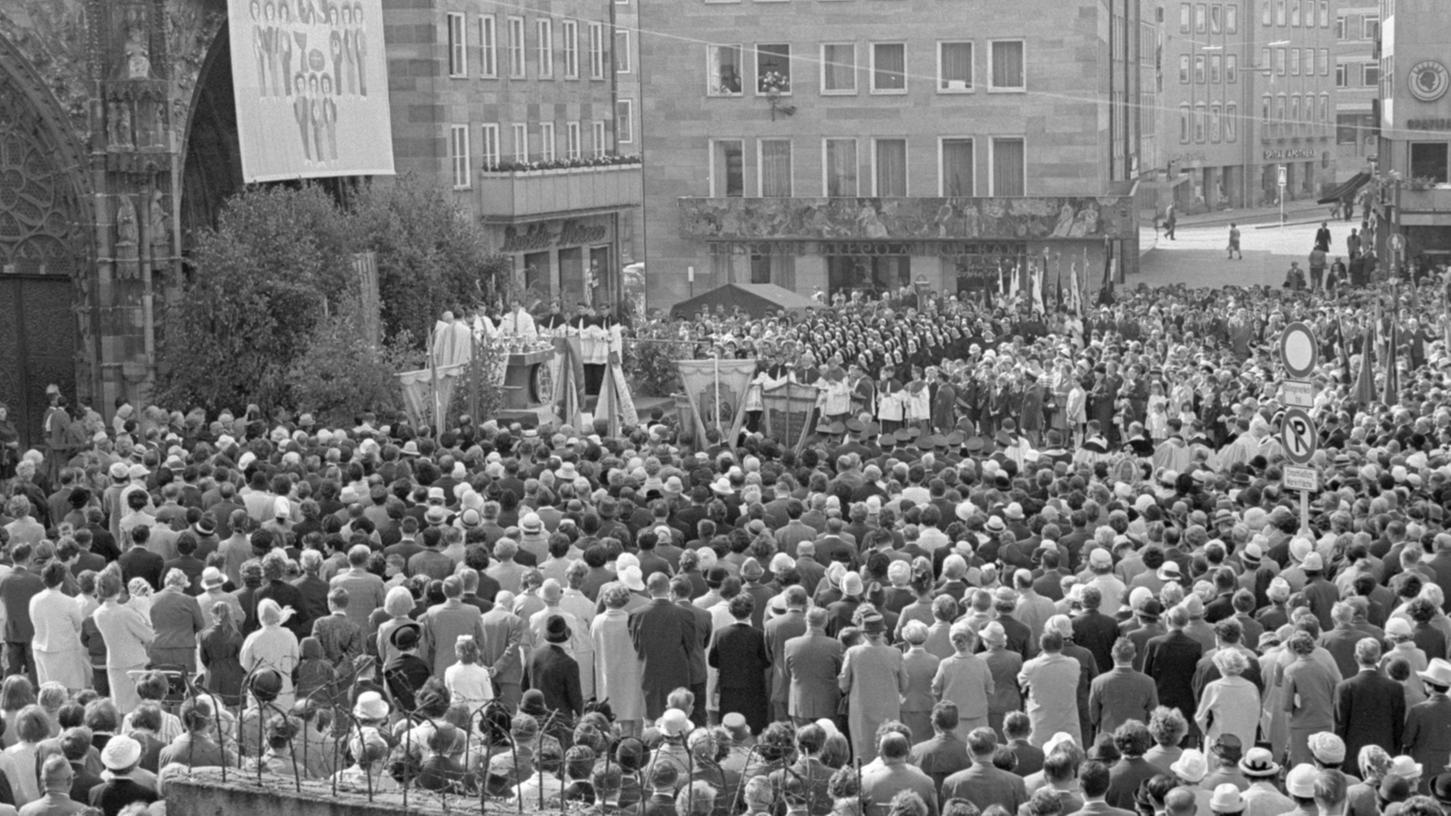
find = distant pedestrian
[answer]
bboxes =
[1163,205,1176,240]
[1315,221,1332,252]
[1309,246,1327,290]
[1347,228,1361,259]
[1227,223,1242,260]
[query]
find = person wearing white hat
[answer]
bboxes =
[1239,748,1292,816]
[1406,657,1451,784]
[1210,782,1246,816]
[1170,749,1214,815]
[90,734,156,812]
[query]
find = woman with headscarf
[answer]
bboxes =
[838,609,906,762]
[240,598,301,711]
[200,602,245,707]
[91,568,155,714]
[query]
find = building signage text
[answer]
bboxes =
[1407,118,1451,132]
[1262,148,1316,160]
[501,220,609,253]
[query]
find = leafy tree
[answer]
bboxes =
[154,186,351,412]
[285,294,424,427]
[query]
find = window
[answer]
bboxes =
[1410,143,1449,184]
[615,31,631,73]
[707,45,744,96]
[1290,47,1299,76]
[1318,48,1328,75]
[938,42,973,92]
[1210,54,1222,84]
[1226,102,1238,141]
[1180,3,1191,33]
[1226,4,1238,32]
[870,43,907,93]
[1363,63,1379,86]
[756,44,791,95]
[711,139,744,197]
[1195,3,1206,31]
[540,122,555,162]
[1289,0,1299,25]
[562,20,579,78]
[566,122,581,160]
[1210,103,1221,142]
[1335,64,1347,87]
[1179,55,1191,84]
[1336,15,1345,39]
[1262,0,1271,25]
[1275,94,1285,136]
[507,17,525,78]
[1226,54,1238,82]
[1194,103,1206,141]
[511,123,527,162]
[1210,4,1222,33]
[1289,95,1299,134]
[1194,55,1206,84]
[940,138,974,196]
[1261,47,1270,73]
[821,44,856,94]
[1260,94,1271,130]
[447,13,467,77]
[479,16,498,78]
[1320,93,1330,126]
[588,22,605,79]
[536,19,553,78]
[449,125,470,189]
[480,124,500,170]
[615,100,633,143]
[1276,0,1285,25]
[1275,47,1286,75]
[1180,104,1191,142]
[872,138,907,196]
[990,137,1025,196]
[592,121,606,157]
[1318,0,1328,26]
[989,40,1025,91]
[823,139,858,196]
[759,140,792,197]
[1303,50,1313,76]
[1363,16,1379,39]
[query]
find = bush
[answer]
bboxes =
[285,297,424,427]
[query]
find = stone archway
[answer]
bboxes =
[0,43,93,448]
[179,23,243,245]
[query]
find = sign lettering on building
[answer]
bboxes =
[1407,118,1451,132]
[501,220,608,253]
[1262,148,1317,160]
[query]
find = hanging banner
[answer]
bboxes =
[676,359,757,442]
[228,0,396,182]
[760,381,820,446]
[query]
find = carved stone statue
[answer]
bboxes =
[125,11,151,79]
[108,100,133,148]
[147,189,169,261]
[116,195,139,247]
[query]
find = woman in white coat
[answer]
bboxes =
[28,562,87,692]
[90,569,155,714]
[240,599,301,711]
[839,611,906,762]
[591,584,645,736]
[1195,648,1260,750]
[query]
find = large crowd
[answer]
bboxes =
[1,273,1451,816]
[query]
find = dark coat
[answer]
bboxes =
[709,621,771,733]
[1072,610,1120,676]
[528,643,584,717]
[628,598,697,704]
[1143,630,1203,717]
[1335,668,1405,773]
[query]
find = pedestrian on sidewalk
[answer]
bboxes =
[1163,204,1176,240]
[1315,222,1331,252]
[1226,223,1242,260]
[1308,245,1327,290]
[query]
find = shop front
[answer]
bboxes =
[490,214,624,310]
[677,195,1140,302]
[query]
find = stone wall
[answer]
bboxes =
[168,769,511,816]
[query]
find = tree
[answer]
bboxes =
[154,186,352,413]
[351,175,514,347]
[285,295,423,427]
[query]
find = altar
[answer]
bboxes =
[496,347,558,427]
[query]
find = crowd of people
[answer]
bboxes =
[1,274,1451,816]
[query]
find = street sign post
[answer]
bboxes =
[1282,380,1315,409]
[1281,408,1318,465]
[1284,465,1318,492]
[1279,322,1319,380]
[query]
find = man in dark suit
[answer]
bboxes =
[785,607,844,725]
[708,594,771,734]
[1405,657,1451,784]
[670,575,711,726]
[527,615,583,718]
[1067,760,1137,816]
[119,527,165,591]
[1142,606,1203,741]
[1334,637,1405,774]
[1072,586,1120,675]
[941,727,1027,814]
[630,572,698,720]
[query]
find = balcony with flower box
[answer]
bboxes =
[477,156,642,222]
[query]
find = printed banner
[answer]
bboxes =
[761,381,820,446]
[228,0,395,182]
[676,359,757,442]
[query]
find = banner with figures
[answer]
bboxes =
[228,0,395,182]
[676,359,757,444]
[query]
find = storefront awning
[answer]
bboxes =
[1317,172,1371,205]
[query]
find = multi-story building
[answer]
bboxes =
[384,0,642,309]
[635,0,1144,309]
[1157,0,1336,210]
[1372,0,1451,268]
[1332,3,1380,182]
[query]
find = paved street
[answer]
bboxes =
[1134,210,1361,289]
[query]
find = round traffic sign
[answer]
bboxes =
[1281,407,1318,465]
[1279,322,1319,380]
